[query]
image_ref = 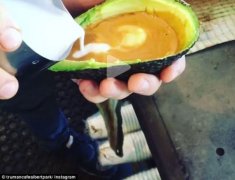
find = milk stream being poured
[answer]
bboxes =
[79,33,85,51]
[73,41,111,59]
[75,22,111,59]
[75,27,111,59]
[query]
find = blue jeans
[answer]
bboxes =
[0,71,133,178]
[0,71,70,151]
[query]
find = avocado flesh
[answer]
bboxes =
[49,0,199,80]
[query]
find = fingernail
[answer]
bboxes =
[71,79,81,84]
[0,81,18,99]
[71,79,77,83]
[0,28,22,50]
[136,79,149,93]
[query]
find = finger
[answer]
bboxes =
[128,73,162,96]
[99,78,131,99]
[0,27,22,52]
[160,56,186,83]
[0,68,18,99]
[77,79,108,103]
[0,6,22,52]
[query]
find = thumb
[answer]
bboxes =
[0,6,22,52]
[0,6,20,99]
[0,68,19,99]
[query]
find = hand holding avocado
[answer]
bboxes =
[67,0,187,103]
[76,57,185,103]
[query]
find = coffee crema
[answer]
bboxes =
[68,12,179,62]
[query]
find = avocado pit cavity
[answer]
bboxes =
[68,12,179,63]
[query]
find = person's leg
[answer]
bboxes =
[0,71,96,158]
[0,71,118,178]
[0,71,69,149]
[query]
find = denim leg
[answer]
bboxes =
[0,71,70,151]
[0,71,98,163]
[19,97,71,151]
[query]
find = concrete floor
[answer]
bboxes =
[155,41,235,180]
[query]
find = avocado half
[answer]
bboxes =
[49,0,199,82]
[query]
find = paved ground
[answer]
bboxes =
[155,41,235,180]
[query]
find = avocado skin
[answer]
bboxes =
[49,0,199,81]
[67,49,187,82]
